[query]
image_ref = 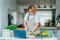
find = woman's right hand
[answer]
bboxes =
[27,31,32,35]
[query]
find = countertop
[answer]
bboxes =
[16,26,60,30]
[2,29,58,40]
[16,27,57,30]
[39,27,56,30]
[0,37,57,40]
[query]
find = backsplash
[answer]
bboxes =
[37,10,52,26]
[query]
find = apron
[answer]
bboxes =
[27,15,40,34]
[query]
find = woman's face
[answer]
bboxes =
[28,7,36,15]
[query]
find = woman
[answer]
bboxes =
[24,5,40,34]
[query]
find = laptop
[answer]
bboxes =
[13,30,26,38]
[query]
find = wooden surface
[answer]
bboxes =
[16,27,57,30]
[16,28,25,30]
[39,27,56,30]
[56,26,60,30]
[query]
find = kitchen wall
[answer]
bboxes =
[18,0,60,26]
[11,11,18,25]
[17,0,56,7]
[37,10,52,26]
[17,5,28,25]
[56,0,60,16]
[17,0,56,25]
[17,5,53,25]
[0,0,2,37]
[17,5,26,25]
[56,0,60,26]
[0,0,17,36]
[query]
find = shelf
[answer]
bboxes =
[25,8,56,10]
[39,27,56,30]
[36,8,56,10]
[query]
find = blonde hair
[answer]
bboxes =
[28,5,36,11]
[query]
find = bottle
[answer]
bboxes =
[51,16,55,27]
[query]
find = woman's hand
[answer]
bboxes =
[27,31,32,35]
[32,23,39,32]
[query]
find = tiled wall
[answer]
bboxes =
[36,10,52,26]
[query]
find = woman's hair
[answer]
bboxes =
[28,5,36,11]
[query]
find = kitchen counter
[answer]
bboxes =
[0,37,57,40]
[39,27,56,30]
[2,29,58,40]
[2,26,59,40]
[16,27,56,30]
